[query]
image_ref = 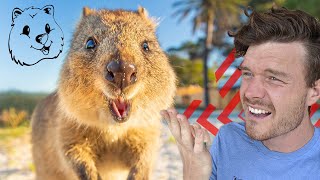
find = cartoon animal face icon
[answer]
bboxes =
[8,5,64,66]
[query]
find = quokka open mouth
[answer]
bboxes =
[109,96,131,123]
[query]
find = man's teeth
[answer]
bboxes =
[248,106,270,114]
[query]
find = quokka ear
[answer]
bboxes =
[83,7,95,17]
[42,5,54,16]
[137,6,159,28]
[137,6,149,18]
[12,8,23,21]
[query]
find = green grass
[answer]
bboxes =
[0,126,30,141]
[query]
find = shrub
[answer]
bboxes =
[0,108,29,127]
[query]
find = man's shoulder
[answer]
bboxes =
[215,122,255,145]
[315,126,320,141]
[218,122,246,137]
[316,126,320,133]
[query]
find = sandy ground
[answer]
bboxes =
[0,124,183,180]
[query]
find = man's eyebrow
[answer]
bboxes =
[237,65,250,71]
[237,66,289,78]
[264,68,288,77]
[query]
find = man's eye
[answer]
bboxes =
[241,71,253,77]
[268,76,280,81]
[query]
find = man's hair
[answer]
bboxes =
[229,7,320,88]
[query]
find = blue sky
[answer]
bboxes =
[0,0,230,92]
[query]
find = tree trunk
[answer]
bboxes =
[203,14,214,107]
[203,47,210,107]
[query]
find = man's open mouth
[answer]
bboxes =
[109,96,131,123]
[248,106,272,120]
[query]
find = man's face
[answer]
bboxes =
[240,42,311,141]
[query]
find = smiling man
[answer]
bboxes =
[161,7,320,179]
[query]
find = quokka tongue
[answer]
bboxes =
[115,97,126,110]
[112,102,121,117]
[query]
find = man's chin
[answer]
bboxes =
[245,122,270,141]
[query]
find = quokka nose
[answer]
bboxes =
[35,33,48,45]
[105,60,137,89]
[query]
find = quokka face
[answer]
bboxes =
[9,5,64,66]
[58,7,176,129]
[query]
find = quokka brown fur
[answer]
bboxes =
[31,6,176,180]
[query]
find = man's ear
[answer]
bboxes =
[307,79,320,106]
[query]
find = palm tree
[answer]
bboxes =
[167,38,205,61]
[173,0,249,107]
[249,0,320,18]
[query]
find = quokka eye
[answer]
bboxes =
[142,41,149,51]
[85,38,96,49]
[45,24,51,34]
[22,25,30,36]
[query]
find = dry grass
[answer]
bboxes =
[0,126,30,142]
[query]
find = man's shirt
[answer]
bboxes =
[209,122,320,180]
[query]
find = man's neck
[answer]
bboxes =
[262,118,315,153]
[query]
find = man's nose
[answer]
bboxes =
[243,78,266,99]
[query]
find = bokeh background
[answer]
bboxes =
[0,0,319,179]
